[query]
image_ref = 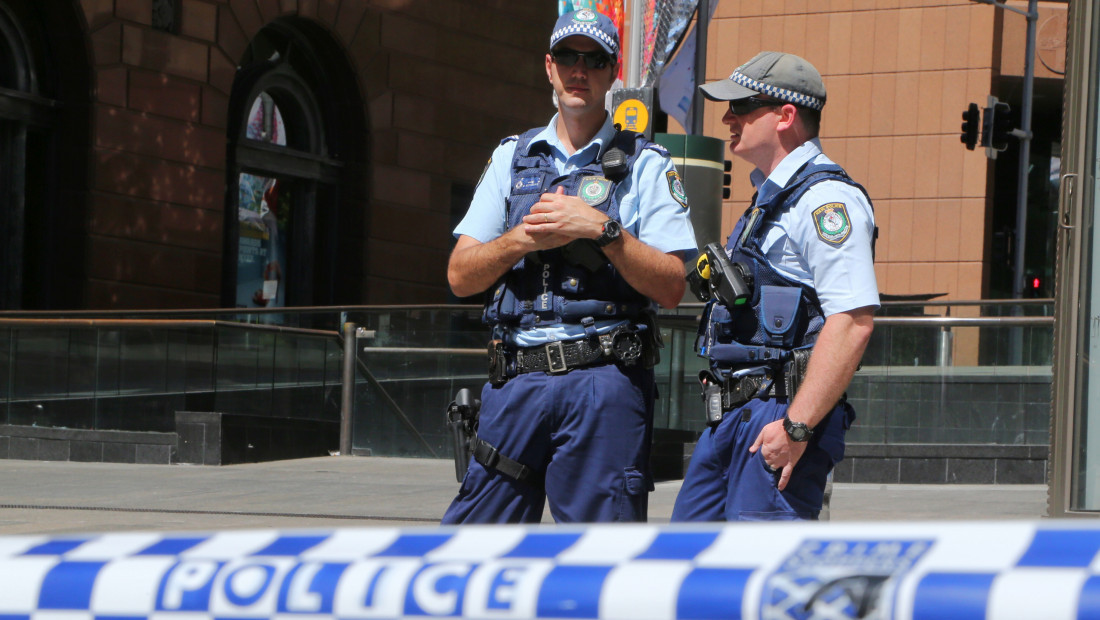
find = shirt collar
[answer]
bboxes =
[530,113,616,163]
[750,138,823,206]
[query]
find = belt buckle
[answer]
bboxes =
[545,341,568,374]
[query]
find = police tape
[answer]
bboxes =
[1,521,1097,619]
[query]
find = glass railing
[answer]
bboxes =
[341,301,1055,457]
[0,300,1055,461]
[0,318,343,433]
[854,299,1053,445]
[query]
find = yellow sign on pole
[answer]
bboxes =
[614,98,649,133]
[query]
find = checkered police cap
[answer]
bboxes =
[700,51,826,111]
[550,9,619,58]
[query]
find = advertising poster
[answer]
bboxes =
[236,94,290,309]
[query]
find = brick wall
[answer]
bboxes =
[77,0,557,308]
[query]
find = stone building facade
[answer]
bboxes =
[1,0,555,310]
[0,0,1069,310]
[699,0,1067,303]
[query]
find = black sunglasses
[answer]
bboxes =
[728,97,783,116]
[550,48,614,70]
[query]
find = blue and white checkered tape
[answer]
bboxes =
[728,71,825,111]
[1,521,1099,619]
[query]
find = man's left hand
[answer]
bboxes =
[523,186,605,244]
[749,420,808,491]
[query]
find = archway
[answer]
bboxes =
[0,0,90,309]
[225,17,366,309]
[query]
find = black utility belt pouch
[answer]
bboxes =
[488,340,509,386]
[701,374,724,426]
[784,347,812,397]
[698,368,772,427]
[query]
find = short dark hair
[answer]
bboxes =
[799,106,821,137]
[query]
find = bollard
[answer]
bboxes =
[3,521,1100,619]
[339,321,356,456]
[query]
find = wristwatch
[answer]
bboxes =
[783,416,814,442]
[595,219,623,247]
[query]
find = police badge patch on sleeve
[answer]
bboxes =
[813,202,852,245]
[667,170,689,209]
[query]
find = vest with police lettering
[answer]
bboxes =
[699,159,872,369]
[482,127,656,330]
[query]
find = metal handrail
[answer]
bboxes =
[874,316,1052,326]
[358,315,1056,358]
[363,347,485,356]
[0,317,339,337]
[0,298,1055,319]
[0,305,484,319]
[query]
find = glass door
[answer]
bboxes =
[1051,0,1100,515]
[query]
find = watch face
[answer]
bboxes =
[784,417,812,441]
[597,219,622,247]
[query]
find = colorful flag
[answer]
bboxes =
[559,0,625,80]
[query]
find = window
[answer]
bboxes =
[226,20,345,310]
[0,1,88,310]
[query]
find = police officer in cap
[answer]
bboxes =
[672,51,878,521]
[441,9,697,524]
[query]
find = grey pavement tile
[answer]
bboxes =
[0,457,1048,535]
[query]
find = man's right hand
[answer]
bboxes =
[448,220,569,298]
[522,186,607,249]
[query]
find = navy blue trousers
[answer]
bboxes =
[441,362,655,524]
[671,397,854,521]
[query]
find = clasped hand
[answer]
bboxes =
[519,186,606,250]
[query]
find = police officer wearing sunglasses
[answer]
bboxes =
[442,9,697,524]
[672,52,878,521]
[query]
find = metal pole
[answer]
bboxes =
[668,329,684,428]
[1011,0,1037,302]
[626,0,644,88]
[690,0,710,135]
[1008,0,1037,366]
[339,321,356,456]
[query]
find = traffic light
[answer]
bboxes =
[989,101,1013,151]
[722,159,732,199]
[1026,272,1044,298]
[960,103,980,150]
[980,98,1013,152]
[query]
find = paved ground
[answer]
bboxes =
[0,456,1049,535]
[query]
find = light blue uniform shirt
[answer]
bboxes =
[455,113,698,345]
[748,139,879,316]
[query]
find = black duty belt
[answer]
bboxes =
[489,326,645,386]
[722,371,778,408]
[700,348,813,426]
